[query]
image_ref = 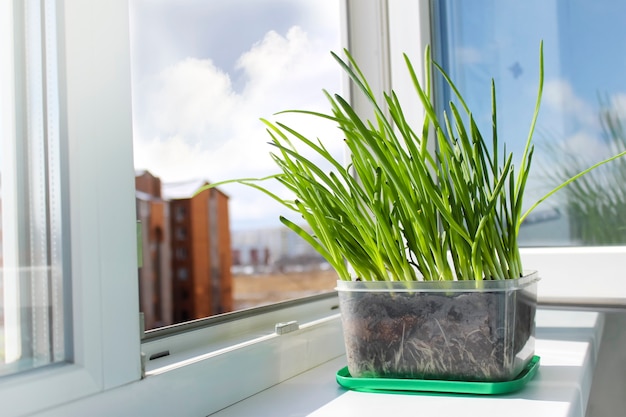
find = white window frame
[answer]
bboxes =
[1,1,622,415]
[0,1,140,415]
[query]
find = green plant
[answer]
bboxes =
[200,43,626,281]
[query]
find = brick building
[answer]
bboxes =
[135,171,232,329]
[164,179,233,322]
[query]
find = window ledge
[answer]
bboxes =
[28,308,603,417]
[209,309,603,417]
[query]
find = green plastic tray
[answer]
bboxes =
[336,355,540,395]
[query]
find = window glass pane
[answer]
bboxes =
[434,0,626,246]
[0,0,67,377]
[130,0,342,329]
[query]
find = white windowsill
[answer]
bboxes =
[28,307,603,417]
[210,310,603,417]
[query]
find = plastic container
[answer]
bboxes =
[336,272,539,382]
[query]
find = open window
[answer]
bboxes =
[129,0,344,330]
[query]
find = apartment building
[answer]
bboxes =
[136,171,232,329]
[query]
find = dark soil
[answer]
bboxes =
[339,288,536,381]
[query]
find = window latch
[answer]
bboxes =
[275,320,299,335]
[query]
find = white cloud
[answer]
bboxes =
[562,131,608,161]
[235,27,342,122]
[133,135,214,182]
[455,47,483,65]
[540,80,626,158]
[542,79,599,131]
[533,80,626,209]
[132,25,343,229]
[608,92,626,115]
[148,58,239,148]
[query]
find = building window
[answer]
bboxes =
[177,267,188,281]
[175,206,186,223]
[175,247,188,260]
[175,226,187,241]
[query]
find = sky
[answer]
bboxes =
[129,0,626,238]
[129,0,343,231]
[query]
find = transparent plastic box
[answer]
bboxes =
[336,272,539,382]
